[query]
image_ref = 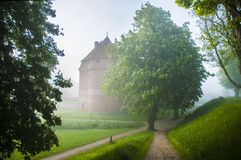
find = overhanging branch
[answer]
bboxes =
[204,19,241,88]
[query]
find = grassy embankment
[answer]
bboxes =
[168,97,241,160]
[8,111,145,160]
[64,131,154,160]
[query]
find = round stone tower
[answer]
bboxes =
[79,36,120,112]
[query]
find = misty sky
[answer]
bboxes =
[50,0,231,99]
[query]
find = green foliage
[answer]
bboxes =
[176,0,241,78]
[55,109,147,121]
[218,59,241,96]
[168,97,241,160]
[103,2,208,128]
[0,1,72,159]
[55,120,143,130]
[8,128,133,160]
[64,131,154,160]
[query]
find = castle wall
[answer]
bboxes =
[79,61,89,110]
[87,58,110,112]
[78,37,121,113]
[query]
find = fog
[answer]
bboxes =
[51,0,232,108]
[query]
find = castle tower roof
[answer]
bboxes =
[81,36,112,62]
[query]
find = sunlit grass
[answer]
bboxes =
[168,97,241,160]
[8,126,139,159]
[183,97,241,122]
[64,130,154,160]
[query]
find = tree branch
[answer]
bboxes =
[204,19,241,88]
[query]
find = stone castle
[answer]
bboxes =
[78,36,120,112]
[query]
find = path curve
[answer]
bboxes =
[145,117,182,160]
[41,123,147,160]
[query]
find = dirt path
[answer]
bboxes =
[145,117,182,160]
[41,124,147,160]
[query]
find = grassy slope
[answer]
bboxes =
[168,97,241,160]
[183,97,240,122]
[64,131,154,160]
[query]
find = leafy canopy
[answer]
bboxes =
[0,1,71,159]
[102,3,208,128]
[176,0,241,87]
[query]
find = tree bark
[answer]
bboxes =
[226,1,241,75]
[239,59,241,75]
[173,107,179,120]
[234,88,239,97]
[148,117,155,130]
[203,20,241,88]
[147,103,158,130]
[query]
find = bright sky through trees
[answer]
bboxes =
[50,0,227,99]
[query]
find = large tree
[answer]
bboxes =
[218,59,241,97]
[0,1,71,159]
[175,0,241,88]
[102,3,208,129]
[160,24,208,119]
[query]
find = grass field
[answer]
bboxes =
[55,109,147,121]
[8,119,143,160]
[64,131,154,160]
[168,97,241,160]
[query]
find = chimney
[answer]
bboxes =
[95,41,99,48]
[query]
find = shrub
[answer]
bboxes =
[55,120,144,130]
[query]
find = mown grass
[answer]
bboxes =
[55,109,147,121]
[168,97,241,160]
[64,131,154,160]
[8,119,142,160]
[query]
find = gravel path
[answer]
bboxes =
[41,124,147,160]
[145,117,182,160]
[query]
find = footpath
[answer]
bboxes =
[145,117,182,160]
[42,117,182,160]
[41,124,147,160]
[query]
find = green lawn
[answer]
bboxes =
[8,118,143,160]
[168,97,241,160]
[8,109,148,159]
[64,131,154,160]
[55,109,147,121]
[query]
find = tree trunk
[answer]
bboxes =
[227,3,241,75]
[173,107,179,120]
[148,117,155,130]
[239,60,241,75]
[147,103,158,130]
[234,88,239,97]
